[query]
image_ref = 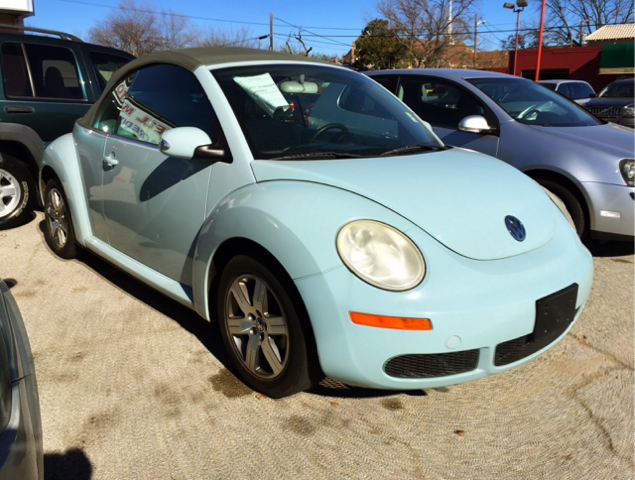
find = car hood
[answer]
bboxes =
[251,148,558,260]
[526,122,634,158]
[585,97,633,108]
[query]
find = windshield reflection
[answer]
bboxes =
[213,64,443,159]
[468,77,600,127]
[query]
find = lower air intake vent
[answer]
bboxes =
[384,350,480,379]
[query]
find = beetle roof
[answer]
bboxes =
[78,47,331,128]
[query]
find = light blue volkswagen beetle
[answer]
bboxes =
[38,48,593,398]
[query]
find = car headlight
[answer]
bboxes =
[336,220,425,291]
[620,159,634,187]
[541,186,576,231]
[623,104,634,117]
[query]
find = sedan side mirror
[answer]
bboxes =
[458,115,491,134]
[159,127,231,163]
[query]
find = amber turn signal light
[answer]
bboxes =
[349,312,432,330]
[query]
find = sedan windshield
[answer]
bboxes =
[468,77,600,127]
[212,64,443,159]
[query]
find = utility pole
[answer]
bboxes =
[270,12,273,51]
[474,14,477,66]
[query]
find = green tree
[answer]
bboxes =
[354,19,407,70]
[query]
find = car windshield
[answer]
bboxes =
[467,77,601,127]
[597,80,634,98]
[212,64,443,159]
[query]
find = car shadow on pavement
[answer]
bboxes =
[585,239,634,258]
[77,253,432,400]
[44,448,92,480]
[76,251,234,364]
[309,377,429,399]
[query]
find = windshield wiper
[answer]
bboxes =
[379,144,446,156]
[269,151,366,160]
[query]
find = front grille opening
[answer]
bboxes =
[384,350,480,379]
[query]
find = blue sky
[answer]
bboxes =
[25,0,545,56]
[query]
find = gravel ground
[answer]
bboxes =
[1,212,633,480]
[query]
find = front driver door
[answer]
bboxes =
[99,64,221,285]
[396,76,500,157]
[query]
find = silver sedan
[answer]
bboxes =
[367,69,634,241]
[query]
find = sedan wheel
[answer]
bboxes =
[217,255,321,398]
[44,179,78,259]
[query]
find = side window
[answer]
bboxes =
[25,44,84,100]
[569,83,593,100]
[95,64,218,146]
[368,75,399,94]
[556,83,571,99]
[89,52,132,92]
[399,77,495,130]
[1,43,33,97]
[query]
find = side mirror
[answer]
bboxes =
[159,127,231,163]
[458,115,491,134]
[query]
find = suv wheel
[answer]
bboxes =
[0,153,36,229]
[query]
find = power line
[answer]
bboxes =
[274,16,351,47]
[57,0,280,27]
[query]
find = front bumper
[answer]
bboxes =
[583,181,635,239]
[296,220,593,390]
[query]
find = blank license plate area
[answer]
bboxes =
[533,284,578,342]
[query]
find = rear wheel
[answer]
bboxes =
[44,179,78,259]
[217,254,321,398]
[537,179,587,239]
[0,154,36,230]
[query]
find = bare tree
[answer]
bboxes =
[89,0,197,56]
[196,27,266,48]
[157,9,198,50]
[279,30,313,56]
[540,0,634,46]
[376,0,477,68]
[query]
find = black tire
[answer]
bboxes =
[538,179,587,239]
[217,254,322,398]
[43,179,78,259]
[0,153,37,230]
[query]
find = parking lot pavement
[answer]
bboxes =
[1,212,633,480]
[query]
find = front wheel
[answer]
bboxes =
[44,179,79,259]
[537,179,587,239]
[0,154,36,230]
[217,255,321,398]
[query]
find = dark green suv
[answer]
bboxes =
[0,25,133,229]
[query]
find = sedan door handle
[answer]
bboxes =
[4,106,35,114]
[103,153,118,168]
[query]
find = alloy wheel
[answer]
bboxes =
[45,187,69,248]
[224,274,290,379]
[0,169,21,219]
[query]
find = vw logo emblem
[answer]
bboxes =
[505,215,526,242]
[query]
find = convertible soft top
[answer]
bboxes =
[78,47,331,128]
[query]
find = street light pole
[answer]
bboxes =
[474,14,485,67]
[504,1,528,77]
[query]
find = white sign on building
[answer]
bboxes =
[0,0,34,15]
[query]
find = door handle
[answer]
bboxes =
[103,152,118,168]
[4,106,35,114]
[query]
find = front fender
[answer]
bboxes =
[39,133,92,244]
[192,180,416,320]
